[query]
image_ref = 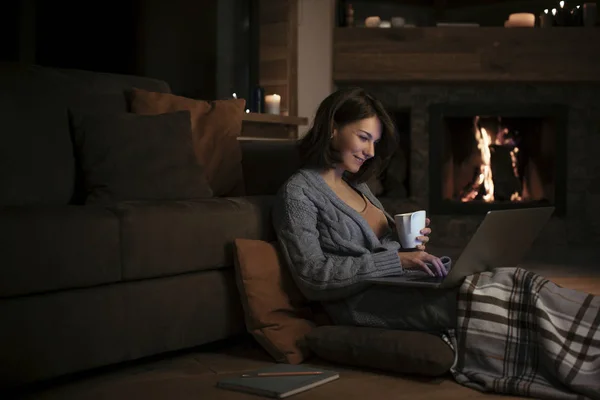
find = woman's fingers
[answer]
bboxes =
[430,258,443,276]
[424,253,444,276]
[420,227,431,235]
[417,260,434,276]
[425,218,431,227]
[417,235,429,243]
[434,257,447,276]
[416,236,428,251]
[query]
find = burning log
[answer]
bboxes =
[490,145,522,201]
[459,116,523,203]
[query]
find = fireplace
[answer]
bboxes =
[429,104,567,216]
[350,82,599,252]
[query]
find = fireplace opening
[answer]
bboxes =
[429,104,567,215]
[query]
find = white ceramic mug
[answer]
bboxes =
[394,210,426,249]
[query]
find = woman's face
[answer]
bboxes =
[331,116,382,174]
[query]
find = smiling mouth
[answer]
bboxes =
[354,156,365,164]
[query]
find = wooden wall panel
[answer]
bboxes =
[333,27,600,83]
[260,59,288,81]
[259,0,298,116]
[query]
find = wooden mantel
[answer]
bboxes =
[242,113,307,126]
[240,113,308,140]
[333,27,600,83]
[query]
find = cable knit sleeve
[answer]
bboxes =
[273,194,404,302]
[379,229,401,248]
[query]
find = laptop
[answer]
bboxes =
[365,206,555,289]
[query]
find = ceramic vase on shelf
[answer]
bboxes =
[251,86,264,113]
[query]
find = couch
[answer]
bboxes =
[0,63,300,388]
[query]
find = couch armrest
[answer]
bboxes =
[239,139,301,196]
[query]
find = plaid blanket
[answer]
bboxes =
[449,267,600,400]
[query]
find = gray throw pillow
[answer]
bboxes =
[306,325,454,377]
[70,110,213,204]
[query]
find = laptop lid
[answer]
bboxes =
[440,206,555,288]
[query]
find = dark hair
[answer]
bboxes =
[297,87,398,183]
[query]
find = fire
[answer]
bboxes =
[460,116,522,203]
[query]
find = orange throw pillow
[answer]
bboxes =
[129,88,245,197]
[233,239,316,364]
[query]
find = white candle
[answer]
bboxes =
[265,94,281,115]
[506,13,535,27]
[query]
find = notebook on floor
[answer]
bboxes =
[216,364,339,399]
[366,207,555,289]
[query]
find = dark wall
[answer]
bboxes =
[135,0,218,98]
[33,0,218,98]
[216,0,257,102]
[35,0,138,74]
[0,1,20,61]
[2,0,257,100]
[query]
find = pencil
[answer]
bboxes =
[241,371,323,378]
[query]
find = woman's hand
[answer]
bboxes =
[399,250,446,277]
[416,218,432,251]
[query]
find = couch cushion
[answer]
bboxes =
[0,65,115,206]
[0,63,172,206]
[111,196,275,281]
[306,325,455,377]
[70,110,213,204]
[0,206,121,297]
[130,89,246,197]
[233,239,315,364]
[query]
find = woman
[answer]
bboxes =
[272,87,459,333]
[273,88,600,398]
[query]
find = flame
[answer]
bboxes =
[479,126,495,202]
[509,147,522,201]
[460,116,522,203]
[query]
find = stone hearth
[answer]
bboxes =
[344,82,600,258]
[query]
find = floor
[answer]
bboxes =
[12,339,528,400]
[8,260,600,400]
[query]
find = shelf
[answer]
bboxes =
[241,113,309,140]
[333,27,600,83]
[242,113,308,126]
[344,0,525,7]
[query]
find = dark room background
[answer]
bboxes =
[2,0,258,101]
